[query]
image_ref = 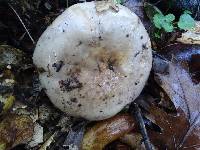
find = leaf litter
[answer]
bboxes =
[149,56,200,149]
[0,0,200,149]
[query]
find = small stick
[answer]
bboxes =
[66,0,68,8]
[8,3,35,44]
[130,102,153,150]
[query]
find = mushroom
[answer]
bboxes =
[33,1,152,120]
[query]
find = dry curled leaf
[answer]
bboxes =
[0,114,34,150]
[82,114,135,150]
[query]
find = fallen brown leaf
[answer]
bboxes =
[148,105,200,149]
[0,114,34,150]
[82,114,135,150]
[150,57,200,149]
[120,132,144,149]
[155,59,200,125]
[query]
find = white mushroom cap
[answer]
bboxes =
[33,1,152,120]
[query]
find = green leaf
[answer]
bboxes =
[154,32,161,38]
[113,0,122,4]
[162,21,174,32]
[0,143,6,150]
[183,10,192,15]
[153,13,164,29]
[165,14,175,22]
[2,96,15,115]
[178,13,195,30]
[153,13,175,32]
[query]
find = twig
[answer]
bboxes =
[151,0,162,6]
[152,50,169,62]
[183,144,200,149]
[8,3,35,44]
[39,132,58,150]
[66,0,68,8]
[130,102,153,150]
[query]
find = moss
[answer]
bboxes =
[0,95,15,115]
[0,143,6,150]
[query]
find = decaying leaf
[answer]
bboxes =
[82,114,135,150]
[28,123,43,148]
[190,54,200,83]
[0,68,16,115]
[177,21,200,44]
[0,45,24,68]
[144,2,163,22]
[95,0,119,12]
[154,58,200,124]
[124,0,144,20]
[38,103,61,125]
[148,105,199,149]
[0,69,15,95]
[62,120,88,150]
[150,57,200,149]
[124,0,151,33]
[0,114,34,150]
[159,43,200,83]
[120,132,144,149]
